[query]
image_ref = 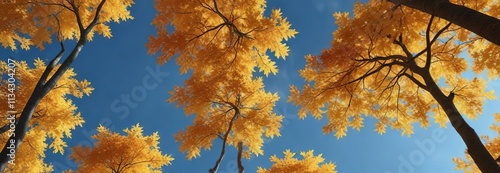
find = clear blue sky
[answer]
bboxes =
[2,0,499,172]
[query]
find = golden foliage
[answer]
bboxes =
[257,150,337,173]
[171,77,283,159]
[147,0,297,75]
[0,59,93,172]
[70,124,173,173]
[289,0,498,138]
[453,113,500,172]
[148,0,296,161]
[0,0,134,50]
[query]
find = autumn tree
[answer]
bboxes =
[453,113,500,172]
[170,77,283,173]
[70,124,173,173]
[0,59,92,172]
[0,0,133,171]
[289,0,499,172]
[386,0,500,45]
[147,0,296,172]
[257,150,337,173]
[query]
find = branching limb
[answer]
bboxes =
[408,15,452,70]
[392,34,413,59]
[424,15,435,70]
[0,0,108,171]
[83,0,107,34]
[337,59,406,88]
[26,1,74,12]
[67,0,85,33]
[402,73,427,90]
[209,104,240,173]
[37,16,65,88]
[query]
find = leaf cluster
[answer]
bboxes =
[0,59,93,172]
[0,0,134,50]
[257,150,337,173]
[70,124,173,173]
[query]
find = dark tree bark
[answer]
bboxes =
[209,102,241,173]
[0,0,107,171]
[344,16,499,171]
[403,34,500,172]
[423,73,500,173]
[388,0,500,45]
[386,1,500,171]
[237,142,244,173]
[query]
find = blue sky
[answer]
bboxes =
[2,0,499,172]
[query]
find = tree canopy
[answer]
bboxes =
[289,0,499,171]
[1,0,499,172]
[0,0,134,50]
[0,0,134,171]
[257,150,337,173]
[148,0,297,172]
[70,124,173,173]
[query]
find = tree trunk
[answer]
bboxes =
[237,142,244,173]
[0,41,85,171]
[387,0,500,45]
[0,0,106,170]
[423,72,500,173]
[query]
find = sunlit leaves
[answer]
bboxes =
[2,128,54,173]
[0,59,92,172]
[172,77,283,159]
[254,50,278,76]
[147,0,297,70]
[456,0,500,76]
[289,0,498,138]
[0,0,134,50]
[257,150,337,173]
[148,0,294,162]
[70,124,173,173]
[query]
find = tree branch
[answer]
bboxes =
[0,0,108,171]
[209,104,240,173]
[424,15,435,70]
[67,0,85,33]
